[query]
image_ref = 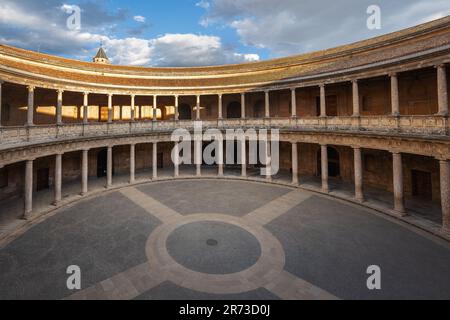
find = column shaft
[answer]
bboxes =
[321,145,329,192]
[130,144,135,184]
[391,74,400,116]
[107,94,113,123]
[265,91,270,118]
[174,143,179,177]
[27,86,34,126]
[131,95,135,121]
[56,90,63,125]
[291,88,297,118]
[152,142,158,179]
[292,142,299,185]
[352,80,360,117]
[320,85,326,117]
[392,152,405,214]
[174,95,179,121]
[107,146,112,188]
[241,139,246,177]
[24,159,33,219]
[54,153,62,205]
[218,138,224,176]
[437,65,449,116]
[218,95,223,120]
[266,140,272,181]
[83,92,88,124]
[196,95,201,120]
[153,96,157,122]
[440,160,450,232]
[81,149,88,195]
[353,147,364,201]
[195,139,201,176]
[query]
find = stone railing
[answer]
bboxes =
[0,115,448,150]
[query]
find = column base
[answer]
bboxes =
[392,209,408,217]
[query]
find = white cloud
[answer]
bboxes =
[196,1,210,9]
[200,0,450,57]
[0,1,259,67]
[133,15,146,23]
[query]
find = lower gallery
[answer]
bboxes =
[0,17,450,300]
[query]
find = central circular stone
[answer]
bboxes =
[166,221,262,275]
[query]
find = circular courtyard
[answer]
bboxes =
[1,179,450,300]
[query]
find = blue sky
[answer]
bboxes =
[0,0,449,67]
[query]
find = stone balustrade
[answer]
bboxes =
[0,115,448,149]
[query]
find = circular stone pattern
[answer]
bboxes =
[166,221,262,275]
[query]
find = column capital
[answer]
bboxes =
[351,79,359,84]
[388,72,398,78]
[435,64,446,69]
[290,87,297,92]
[81,148,90,152]
[264,89,270,94]
[351,146,362,150]
[392,151,402,155]
[83,91,89,96]
[56,89,64,94]
[55,151,65,156]
[218,93,222,98]
[27,85,35,92]
[319,83,326,88]
[130,93,136,98]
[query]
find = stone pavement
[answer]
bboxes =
[0,179,449,300]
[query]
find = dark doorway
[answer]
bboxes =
[97,149,107,177]
[253,100,264,118]
[317,147,341,178]
[227,101,241,119]
[157,153,164,169]
[412,170,432,200]
[36,168,50,191]
[179,104,192,120]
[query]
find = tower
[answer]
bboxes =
[93,46,109,64]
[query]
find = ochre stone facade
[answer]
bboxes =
[0,17,449,239]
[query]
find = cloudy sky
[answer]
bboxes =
[0,0,449,67]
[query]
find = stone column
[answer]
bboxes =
[241,138,247,177]
[264,90,270,118]
[107,146,113,188]
[152,142,158,179]
[0,80,3,126]
[353,147,364,202]
[352,80,360,117]
[174,95,179,121]
[83,92,89,124]
[195,139,202,176]
[292,142,299,185]
[130,144,135,184]
[107,94,113,123]
[174,142,179,177]
[320,84,326,117]
[390,73,400,116]
[153,95,157,122]
[196,95,201,120]
[266,140,272,182]
[218,94,223,120]
[27,86,34,126]
[24,159,33,219]
[437,65,449,116]
[321,145,329,192]
[439,160,450,232]
[56,89,63,125]
[130,94,135,121]
[392,152,405,214]
[241,93,246,119]
[218,138,224,176]
[53,153,62,205]
[81,149,88,195]
[291,88,297,118]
